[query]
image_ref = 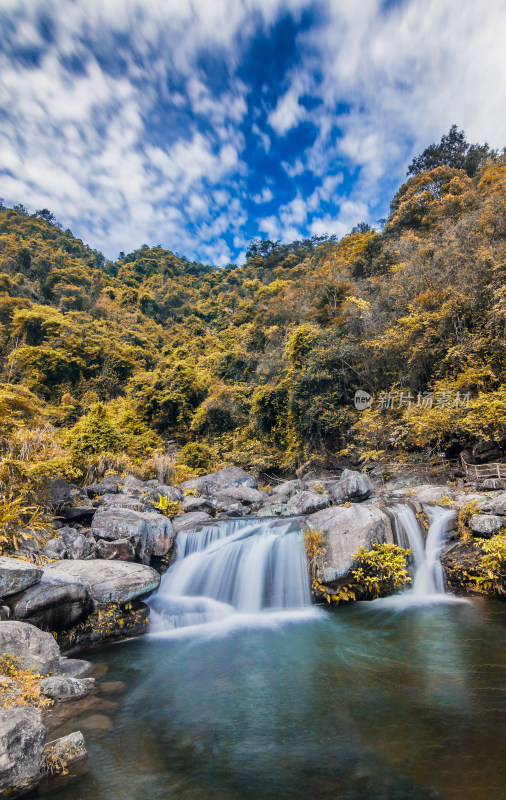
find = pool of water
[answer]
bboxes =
[43,598,506,800]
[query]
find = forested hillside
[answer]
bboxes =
[1,134,505,492]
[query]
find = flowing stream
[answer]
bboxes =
[44,509,506,800]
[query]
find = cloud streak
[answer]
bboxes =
[0,0,505,265]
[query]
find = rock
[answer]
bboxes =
[324,470,375,504]
[182,496,216,515]
[454,492,496,512]
[86,475,123,497]
[97,493,147,512]
[215,501,249,517]
[43,538,67,559]
[50,478,71,507]
[0,557,42,598]
[172,512,213,534]
[0,621,60,674]
[7,572,92,631]
[148,483,183,503]
[0,707,45,795]
[60,528,95,560]
[92,508,174,562]
[270,480,303,499]
[481,478,504,490]
[469,514,504,537]
[214,486,266,505]
[58,657,94,678]
[59,505,96,524]
[440,540,483,591]
[306,504,393,584]
[45,560,160,605]
[56,601,150,655]
[96,538,135,561]
[40,675,96,702]
[41,730,87,775]
[180,466,258,494]
[287,491,330,515]
[405,485,456,505]
[257,503,291,517]
[122,475,144,491]
[490,493,506,516]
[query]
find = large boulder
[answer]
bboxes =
[0,621,60,674]
[86,475,123,497]
[306,504,394,584]
[96,493,147,512]
[469,514,504,537]
[172,512,213,534]
[45,560,160,606]
[182,496,216,515]
[0,558,42,598]
[95,538,135,561]
[323,470,375,504]
[286,491,330,516]
[405,485,456,505]
[6,572,92,631]
[92,508,174,562]
[0,707,45,795]
[270,480,302,499]
[215,486,266,505]
[490,493,506,516]
[180,466,258,494]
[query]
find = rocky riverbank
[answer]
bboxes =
[1,463,506,795]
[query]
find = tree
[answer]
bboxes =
[407,125,495,178]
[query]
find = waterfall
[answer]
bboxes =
[387,503,459,606]
[150,518,312,632]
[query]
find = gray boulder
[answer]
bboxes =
[0,707,45,795]
[172,512,213,534]
[490,493,506,516]
[86,475,123,497]
[40,675,96,702]
[58,657,93,678]
[270,480,303,499]
[0,621,60,674]
[43,538,67,559]
[97,493,147,512]
[469,514,504,537]
[180,466,258,494]
[481,478,504,490]
[60,528,95,560]
[147,483,183,503]
[287,491,330,515]
[405,485,456,505]
[59,505,96,524]
[45,560,160,605]
[95,538,135,561]
[92,508,174,562]
[306,504,394,584]
[182,496,216,515]
[50,478,71,507]
[7,572,92,631]
[257,503,291,517]
[324,470,375,504]
[0,558,42,597]
[215,486,266,505]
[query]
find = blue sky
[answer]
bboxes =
[1,1,505,267]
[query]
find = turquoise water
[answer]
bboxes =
[43,599,506,800]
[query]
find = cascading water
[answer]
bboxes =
[149,517,313,633]
[387,503,459,606]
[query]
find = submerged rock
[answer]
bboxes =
[40,675,96,702]
[45,560,160,605]
[0,620,60,674]
[0,707,45,796]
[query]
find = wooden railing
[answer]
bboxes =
[461,457,506,480]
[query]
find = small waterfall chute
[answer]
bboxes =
[382,503,464,607]
[150,517,313,633]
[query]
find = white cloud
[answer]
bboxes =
[252,187,274,204]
